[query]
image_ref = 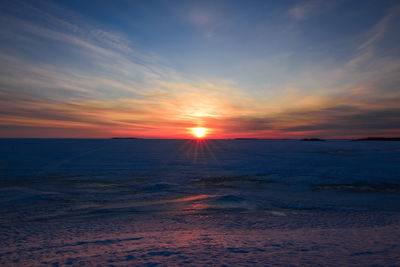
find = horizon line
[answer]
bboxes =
[1,137,399,141]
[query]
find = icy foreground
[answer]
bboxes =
[0,139,399,266]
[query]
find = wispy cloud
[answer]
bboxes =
[288,0,336,20]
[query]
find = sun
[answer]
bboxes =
[191,127,207,138]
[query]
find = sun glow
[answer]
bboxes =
[191,127,207,138]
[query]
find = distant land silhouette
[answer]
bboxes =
[111,137,142,139]
[301,138,326,141]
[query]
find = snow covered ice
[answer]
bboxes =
[0,139,400,266]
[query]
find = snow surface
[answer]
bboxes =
[0,139,399,266]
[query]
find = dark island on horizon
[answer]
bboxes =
[111,137,142,139]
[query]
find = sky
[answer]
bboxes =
[0,0,399,139]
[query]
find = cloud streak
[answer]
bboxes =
[288,0,336,20]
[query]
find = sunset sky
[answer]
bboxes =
[0,0,399,138]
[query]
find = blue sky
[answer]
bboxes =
[0,0,399,138]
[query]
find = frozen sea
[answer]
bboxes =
[0,139,400,266]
